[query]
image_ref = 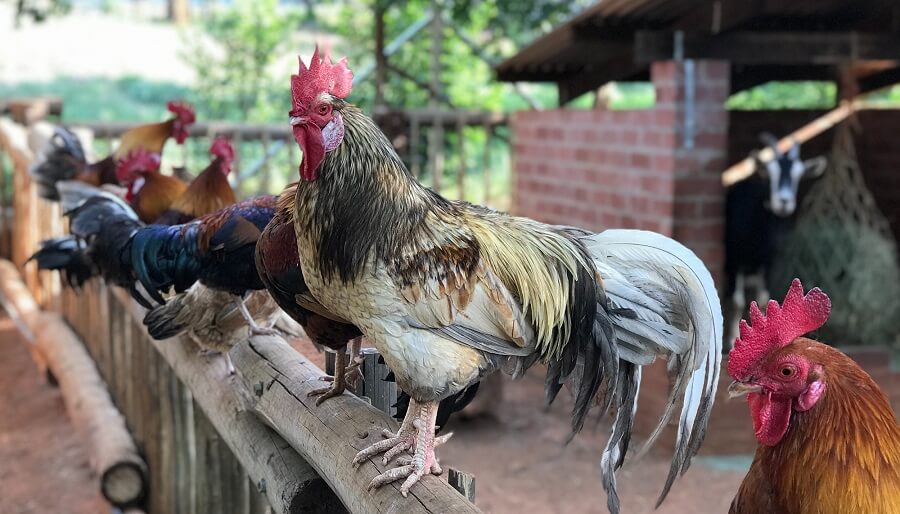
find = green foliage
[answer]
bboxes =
[180,0,303,122]
[0,76,190,122]
[13,0,71,26]
[728,81,836,110]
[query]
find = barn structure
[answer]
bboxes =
[496,0,900,282]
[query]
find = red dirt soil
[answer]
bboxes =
[0,313,106,514]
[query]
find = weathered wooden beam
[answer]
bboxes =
[721,101,858,187]
[636,31,900,65]
[558,51,640,104]
[108,287,344,514]
[858,66,900,94]
[0,260,148,509]
[231,336,482,514]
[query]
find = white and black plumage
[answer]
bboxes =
[286,50,723,513]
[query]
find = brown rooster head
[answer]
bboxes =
[209,136,235,175]
[288,46,353,182]
[727,279,832,446]
[167,101,196,144]
[116,149,161,201]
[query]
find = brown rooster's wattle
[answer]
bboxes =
[728,280,900,514]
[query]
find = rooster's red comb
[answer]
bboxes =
[727,279,831,380]
[290,46,353,111]
[167,101,196,124]
[115,149,161,183]
[209,136,235,162]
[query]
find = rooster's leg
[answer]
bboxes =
[307,346,349,405]
[344,337,364,386]
[354,399,451,496]
[235,297,279,337]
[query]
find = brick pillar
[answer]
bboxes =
[651,60,729,284]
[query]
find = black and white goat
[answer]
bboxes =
[723,133,827,346]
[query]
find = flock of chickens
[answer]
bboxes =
[26,50,900,513]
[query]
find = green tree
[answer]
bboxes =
[181,0,302,122]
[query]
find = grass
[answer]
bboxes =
[0,75,191,122]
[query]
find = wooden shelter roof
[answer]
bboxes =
[495,0,900,103]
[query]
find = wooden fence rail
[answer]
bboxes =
[0,114,483,514]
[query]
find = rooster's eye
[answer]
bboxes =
[317,104,331,116]
[781,366,796,377]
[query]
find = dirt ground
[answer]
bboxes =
[0,308,746,514]
[0,314,106,514]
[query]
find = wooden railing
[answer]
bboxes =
[0,115,483,513]
[68,108,511,208]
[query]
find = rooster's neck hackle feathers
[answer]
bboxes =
[294,105,444,282]
[742,340,900,514]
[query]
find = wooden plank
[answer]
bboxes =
[232,336,482,514]
[635,30,900,65]
[107,289,336,514]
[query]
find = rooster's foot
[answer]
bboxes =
[307,346,351,405]
[353,399,449,496]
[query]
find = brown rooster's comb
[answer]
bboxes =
[167,101,196,124]
[115,149,161,184]
[727,279,831,380]
[290,46,353,111]
[209,136,235,162]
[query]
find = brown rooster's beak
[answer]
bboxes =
[728,381,763,399]
[289,115,307,126]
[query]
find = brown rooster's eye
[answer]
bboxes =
[317,104,331,116]
[781,366,796,377]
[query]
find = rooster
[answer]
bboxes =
[29,189,153,305]
[255,183,365,402]
[33,193,284,373]
[31,101,195,200]
[116,148,188,223]
[285,49,723,512]
[130,196,284,355]
[257,183,482,417]
[727,279,900,513]
[31,139,237,298]
[155,136,238,225]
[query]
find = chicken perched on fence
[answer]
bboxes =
[727,279,900,513]
[31,139,240,295]
[31,101,195,200]
[257,182,483,419]
[255,183,365,401]
[286,49,723,512]
[154,136,238,225]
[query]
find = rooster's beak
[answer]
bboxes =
[728,381,763,399]
[289,115,307,126]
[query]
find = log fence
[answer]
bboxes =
[0,108,484,513]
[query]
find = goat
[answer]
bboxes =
[723,133,827,347]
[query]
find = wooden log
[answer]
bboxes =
[231,335,483,514]
[31,311,148,507]
[107,288,342,514]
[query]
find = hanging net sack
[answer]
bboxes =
[769,120,900,346]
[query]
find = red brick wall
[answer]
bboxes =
[512,108,674,235]
[512,60,730,282]
[729,109,900,242]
